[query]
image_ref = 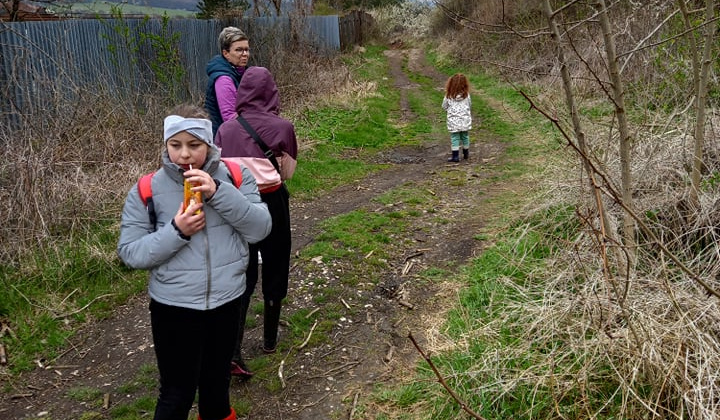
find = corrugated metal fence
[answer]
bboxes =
[0,14,363,127]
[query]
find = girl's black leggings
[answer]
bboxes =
[150,298,240,420]
[246,184,291,303]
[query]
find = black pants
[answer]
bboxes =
[150,298,240,420]
[246,185,291,304]
[234,186,290,359]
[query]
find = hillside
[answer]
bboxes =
[59,1,197,17]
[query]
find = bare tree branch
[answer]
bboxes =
[595,0,636,264]
[408,332,487,420]
[519,90,720,300]
[619,8,680,73]
[688,0,717,205]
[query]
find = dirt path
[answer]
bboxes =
[0,48,510,420]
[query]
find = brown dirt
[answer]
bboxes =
[0,47,510,420]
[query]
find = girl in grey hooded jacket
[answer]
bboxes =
[117,105,271,420]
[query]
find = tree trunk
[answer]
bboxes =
[596,0,635,264]
[688,0,716,206]
[542,0,629,308]
[10,0,20,22]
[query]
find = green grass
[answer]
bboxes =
[116,364,158,394]
[372,221,562,419]
[67,385,105,404]
[0,39,567,419]
[289,48,403,199]
[360,51,590,419]
[109,395,156,420]
[0,224,145,374]
[304,210,409,261]
[369,195,639,419]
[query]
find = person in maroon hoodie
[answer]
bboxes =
[215,66,298,379]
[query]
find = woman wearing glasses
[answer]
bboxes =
[204,26,251,137]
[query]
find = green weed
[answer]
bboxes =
[109,395,156,419]
[0,224,145,373]
[116,363,157,394]
[67,386,104,403]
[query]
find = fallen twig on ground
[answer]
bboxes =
[325,361,361,377]
[53,294,116,319]
[408,332,486,420]
[404,251,424,262]
[299,320,319,349]
[402,261,414,275]
[279,359,286,389]
[383,344,395,363]
[349,391,359,419]
[398,300,414,309]
[341,298,351,309]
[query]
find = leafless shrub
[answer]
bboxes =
[0,80,161,263]
[424,0,720,417]
[369,1,433,43]
[0,20,354,265]
[267,40,350,116]
[502,175,720,417]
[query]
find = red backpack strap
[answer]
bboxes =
[137,172,157,228]
[220,158,243,188]
[137,172,155,206]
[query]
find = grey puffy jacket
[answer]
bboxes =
[117,150,272,310]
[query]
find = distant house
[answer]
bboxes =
[0,0,58,21]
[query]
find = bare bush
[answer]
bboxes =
[0,22,354,265]
[369,1,433,43]
[426,0,720,417]
[0,83,161,263]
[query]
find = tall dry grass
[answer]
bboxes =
[427,0,720,417]
[0,31,353,266]
[0,83,160,265]
[517,112,720,416]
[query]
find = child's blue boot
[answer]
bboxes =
[448,150,459,162]
[462,148,469,160]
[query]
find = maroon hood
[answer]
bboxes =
[235,66,280,115]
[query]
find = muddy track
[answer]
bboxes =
[0,48,509,420]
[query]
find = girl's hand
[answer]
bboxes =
[173,202,205,237]
[184,168,217,199]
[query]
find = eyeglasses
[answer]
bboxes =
[237,48,250,55]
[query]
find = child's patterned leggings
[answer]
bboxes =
[450,131,470,151]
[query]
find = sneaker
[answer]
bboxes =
[230,360,254,380]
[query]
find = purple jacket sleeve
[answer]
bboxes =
[215,75,238,123]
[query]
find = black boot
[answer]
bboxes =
[263,300,282,354]
[231,296,253,379]
[462,148,469,160]
[447,150,459,162]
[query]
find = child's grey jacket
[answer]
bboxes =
[117,150,272,311]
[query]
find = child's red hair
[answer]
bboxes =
[445,73,469,99]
